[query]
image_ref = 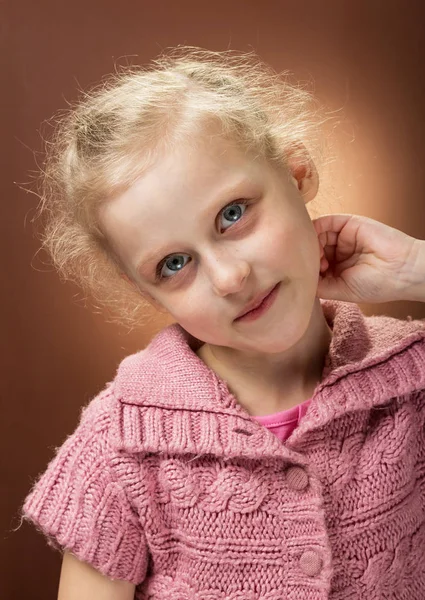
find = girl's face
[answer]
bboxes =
[99,132,322,355]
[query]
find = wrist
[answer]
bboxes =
[401,239,425,302]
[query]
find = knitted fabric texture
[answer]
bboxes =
[22,299,425,599]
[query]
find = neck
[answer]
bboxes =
[196,298,333,416]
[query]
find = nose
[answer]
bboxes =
[205,250,251,297]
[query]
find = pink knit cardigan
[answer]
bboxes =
[22,300,425,599]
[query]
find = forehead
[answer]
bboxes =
[108,134,255,210]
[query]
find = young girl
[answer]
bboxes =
[21,47,425,600]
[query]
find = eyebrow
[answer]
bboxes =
[134,175,252,276]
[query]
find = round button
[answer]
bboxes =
[299,550,323,576]
[285,465,309,491]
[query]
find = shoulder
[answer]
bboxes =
[48,381,120,469]
[22,380,149,583]
[77,380,117,438]
[22,381,125,517]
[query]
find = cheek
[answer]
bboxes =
[162,292,215,327]
[260,217,319,276]
[256,219,297,265]
[171,302,223,345]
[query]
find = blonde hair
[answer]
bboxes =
[31,46,337,329]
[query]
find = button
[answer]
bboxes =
[285,465,309,491]
[299,550,323,576]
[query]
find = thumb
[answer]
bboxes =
[316,274,349,302]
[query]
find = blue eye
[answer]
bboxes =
[155,200,249,281]
[157,254,191,279]
[220,200,247,230]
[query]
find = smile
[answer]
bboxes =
[234,282,281,323]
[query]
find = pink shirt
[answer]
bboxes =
[252,398,312,442]
[21,299,425,599]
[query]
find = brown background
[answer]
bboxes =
[2,1,425,598]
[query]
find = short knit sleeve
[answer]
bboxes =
[21,384,148,585]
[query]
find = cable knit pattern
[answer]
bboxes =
[22,387,149,583]
[21,299,425,599]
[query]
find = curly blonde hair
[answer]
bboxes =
[31,46,337,329]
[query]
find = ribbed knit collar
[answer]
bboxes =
[110,300,425,462]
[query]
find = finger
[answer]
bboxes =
[312,214,355,238]
[320,231,339,247]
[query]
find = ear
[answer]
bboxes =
[120,272,168,314]
[284,142,319,202]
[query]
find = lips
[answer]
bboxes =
[235,284,277,319]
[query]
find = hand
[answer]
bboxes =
[312,213,419,304]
